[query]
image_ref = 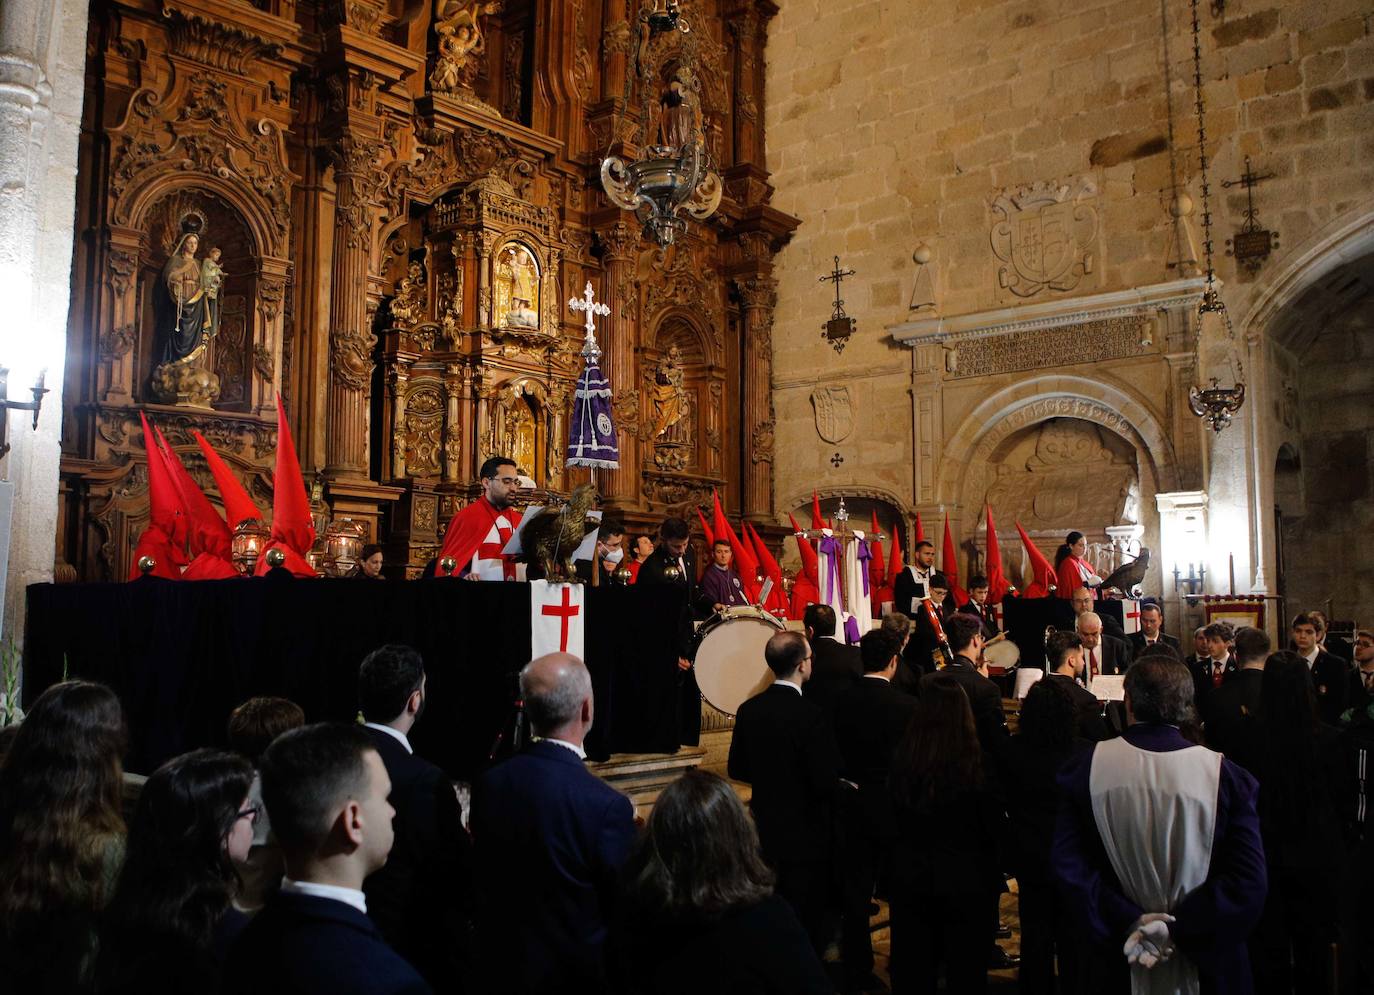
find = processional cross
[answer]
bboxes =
[798,497,883,613]
[568,281,611,358]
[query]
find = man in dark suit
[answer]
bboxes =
[1292,612,1351,725]
[801,602,861,712]
[1043,630,1110,742]
[636,516,707,740]
[1184,625,1209,669]
[226,723,431,995]
[832,629,917,991]
[892,539,937,620]
[1348,628,1374,715]
[1188,621,1240,705]
[357,645,471,991]
[471,653,636,995]
[1127,601,1182,658]
[958,573,998,636]
[1071,586,1127,642]
[1201,626,1269,760]
[1075,611,1133,677]
[728,630,841,954]
[924,612,1007,749]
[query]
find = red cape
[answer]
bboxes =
[437,496,524,576]
[129,523,183,580]
[182,551,241,580]
[789,576,821,620]
[252,542,318,578]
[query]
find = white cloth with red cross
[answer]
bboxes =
[531,581,586,659]
[470,511,526,581]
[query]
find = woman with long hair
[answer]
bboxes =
[1241,651,1352,995]
[1053,530,1099,600]
[0,680,127,994]
[612,768,831,995]
[995,678,1085,995]
[97,749,257,994]
[889,673,1007,994]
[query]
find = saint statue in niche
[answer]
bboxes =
[151,230,222,407]
[494,244,539,329]
[647,345,688,440]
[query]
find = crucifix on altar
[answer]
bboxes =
[566,280,619,477]
[798,496,883,643]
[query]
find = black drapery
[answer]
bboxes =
[1000,596,1128,670]
[24,578,691,778]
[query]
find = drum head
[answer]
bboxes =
[693,613,781,716]
[983,639,1021,672]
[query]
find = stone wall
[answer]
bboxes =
[0,0,89,645]
[764,0,1374,612]
[1277,303,1374,620]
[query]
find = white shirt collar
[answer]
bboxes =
[363,722,413,755]
[280,878,367,914]
[774,679,803,694]
[541,737,587,760]
[862,673,891,683]
[1302,645,1320,667]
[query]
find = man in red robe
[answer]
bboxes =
[437,456,525,580]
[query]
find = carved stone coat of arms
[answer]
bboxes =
[990,178,1099,299]
[810,385,854,444]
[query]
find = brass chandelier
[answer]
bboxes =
[599,1,722,247]
[1185,0,1245,433]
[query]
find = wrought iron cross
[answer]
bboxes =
[568,281,611,358]
[818,255,857,353]
[830,452,844,467]
[1223,156,1278,274]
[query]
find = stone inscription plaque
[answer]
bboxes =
[951,315,1145,379]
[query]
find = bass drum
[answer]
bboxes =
[691,608,785,717]
[982,637,1021,675]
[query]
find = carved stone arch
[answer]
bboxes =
[776,483,916,527]
[936,374,1179,513]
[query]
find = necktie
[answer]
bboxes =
[1213,661,1225,688]
[1089,649,1098,677]
[1364,670,1374,692]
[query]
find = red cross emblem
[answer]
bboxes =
[541,586,581,652]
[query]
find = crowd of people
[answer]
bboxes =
[1,602,1371,995]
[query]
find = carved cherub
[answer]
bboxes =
[199,247,224,300]
[430,0,503,93]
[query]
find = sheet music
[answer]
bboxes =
[1089,675,1126,702]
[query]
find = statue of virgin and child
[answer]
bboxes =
[151,231,223,406]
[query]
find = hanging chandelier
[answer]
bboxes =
[599,1,722,247]
[1185,0,1245,433]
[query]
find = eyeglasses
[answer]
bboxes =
[492,476,520,486]
[236,804,261,826]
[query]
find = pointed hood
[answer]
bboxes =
[139,411,187,561]
[914,513,925,543]
[942,512,968,606]
[155,427,231,561]
[128,523,182,580]
[745,522,788,613]
[868,510,886,587]
[788,512,819,586]
[696,507,715,547]
[269,396,316,558]
[194,431,262,528]
[709,491,759,600]
[811,491,825,530]
[887,518,904,587]
[984,505,1012,603]
[1016,520,1058,598]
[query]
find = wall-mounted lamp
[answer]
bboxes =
[1173,561,1207,601]
[0,366,49,460]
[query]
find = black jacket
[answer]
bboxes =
[362,727,472,991]
[1188,655,1240,703]
[994,735,1087,885]
[1309,649,1351,726]
[922,655,1006,749]
[225,893,431,995]
[1083,633,1133,676]
[802,637,862,713]
[472,740,637,995]
[637,544,705,659]
[832,676,918,840]
[1128,631,1182,658]
[1043,672,1110,742]
[728,684,840,865]
[1201,668,1264,759]
[889,782,1008,897]
[958,599,998,636]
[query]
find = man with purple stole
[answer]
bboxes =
[698,538,749,611]
[1052,658,1267,995]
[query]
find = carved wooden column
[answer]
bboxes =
[596,220,639,505]
[443,361,465,480]
[736,276,777,521]
[387,357,412,480]
[476,231,496,328]
[728,5,763,165]
[600,0,632,101]
[325,134,379,478]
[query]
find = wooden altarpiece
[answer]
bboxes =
[57,0,797,582]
